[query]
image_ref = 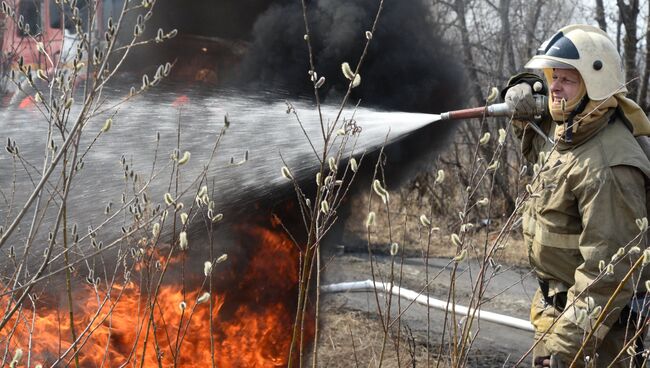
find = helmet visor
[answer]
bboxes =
[525,56,575,70]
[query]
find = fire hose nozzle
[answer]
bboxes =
[487,94,548,120]
[440,95,548,121]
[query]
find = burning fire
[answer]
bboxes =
[0,223,311,366]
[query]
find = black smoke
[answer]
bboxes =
[234,0,465,114]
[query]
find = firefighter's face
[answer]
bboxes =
[550,68,582,102]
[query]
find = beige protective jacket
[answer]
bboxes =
[515,110,650,365]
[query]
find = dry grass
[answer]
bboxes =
[315,309,443,368]
[342,191,529,267]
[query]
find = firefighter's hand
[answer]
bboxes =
[504,82,535,118]
[534,354,567,368]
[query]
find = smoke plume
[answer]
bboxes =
[235,0,465,114]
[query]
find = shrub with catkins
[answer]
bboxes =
[366,212,376,228]
[198,185,208,198]
[476,198,489,207]
[460,223,474,233]
[102,118,112,132]
[419,214,431,227]
[152,223,160,238]
[351,74,361,88]
[487,161,500,171]
[9,348,22,368]
[320,200,330,214]
[498,128,507,144]
[203,261,212,276]
[479,132,490,145]
[643,249,650,266]
[451,233,462,247]
[349,158,358,172]
[197,292,210,304]
[211,213,223,223]
[611,247,625,262]
[435,169,445,184]
[589,306,602,319]
[390,242,399,256]
[164,193,174,205]
[315,76,325,88]
[177,151,191,165]
[179,231,188,250]
[217,254,228,263]
[341,62,354,80]
[486,87,498,102]
[308,70,318,82]
[281,166,293,180]
[538,151,548,164]
[525,184,534,195]
[453,249,467,262]
[328,157,336,172]
[372,180,389,204]
[36,69,47,81]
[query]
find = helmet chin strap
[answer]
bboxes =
[563,95,590,143]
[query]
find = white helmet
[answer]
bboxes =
[525,24,626,101]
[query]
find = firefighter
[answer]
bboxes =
[503,24,650,367]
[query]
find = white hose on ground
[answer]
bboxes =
[321,279,534,332]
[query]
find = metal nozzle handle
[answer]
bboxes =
[440,95,547,121]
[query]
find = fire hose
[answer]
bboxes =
[321,280,534,332]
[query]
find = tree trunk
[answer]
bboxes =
[524,0,544,58]
[498,0,516,76]
[617,0,639,99]
[595,0,607,31]
[453,0,484,104]
[638,1,650,110]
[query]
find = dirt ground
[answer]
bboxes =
[315,253,538,367]
[311,191,538,367]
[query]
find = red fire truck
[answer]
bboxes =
[0,0,119,98]
[1,0,251,103]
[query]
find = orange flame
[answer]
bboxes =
[0,224,311,367]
